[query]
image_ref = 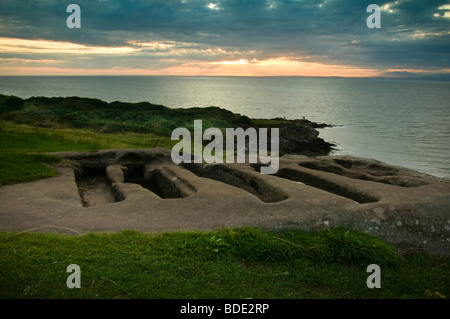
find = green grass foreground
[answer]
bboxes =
[0,227,448,299]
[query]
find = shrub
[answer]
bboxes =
[0,95,25,114]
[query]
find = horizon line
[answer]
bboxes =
[1,74,450,80]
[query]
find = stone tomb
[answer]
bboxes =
[0,148,449,255]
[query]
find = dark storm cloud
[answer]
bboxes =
[0,0,449,70]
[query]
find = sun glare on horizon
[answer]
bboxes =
[0,38,383,77]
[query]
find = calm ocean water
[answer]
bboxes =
[1,76,449,179]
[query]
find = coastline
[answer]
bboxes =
[0,94,334,156]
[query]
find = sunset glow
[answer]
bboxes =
[0,37,383,76]
[0,38,137,55]
[0,0,448,77]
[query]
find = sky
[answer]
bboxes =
[0,0,449,76]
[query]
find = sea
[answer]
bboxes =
[1,76,449,179]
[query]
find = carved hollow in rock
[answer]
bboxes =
[182,163,289,203]
[277,167,380,204]
[298,160,429,187]
[75,168,122,207]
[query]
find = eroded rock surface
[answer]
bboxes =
[0,148,449,256]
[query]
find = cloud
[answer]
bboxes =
[0,0,449,75]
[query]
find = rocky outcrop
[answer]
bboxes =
[251,119,334,155]
[0,149,449,256]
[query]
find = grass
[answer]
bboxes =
[0,227,448,299]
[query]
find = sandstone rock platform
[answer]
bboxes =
[1,148,449,256]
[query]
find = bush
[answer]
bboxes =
[0,96,253,136]
[0,95,24,114]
